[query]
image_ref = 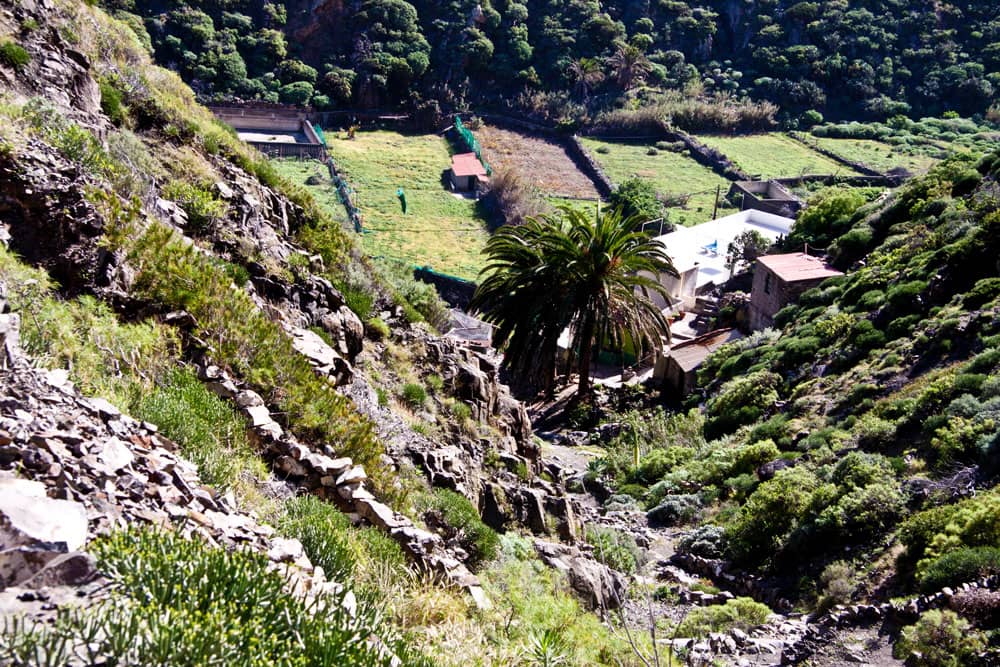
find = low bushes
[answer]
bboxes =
[0,40,30,71]
[419,489,499,569]
[0,527,425,666]
[673,597,771,638]
[892,609,987,667]
[918,547,1000,593]
[585,526,641,574]
[135,367,260,491]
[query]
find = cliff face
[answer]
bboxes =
[0,0,607,624]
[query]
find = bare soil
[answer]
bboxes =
[475,124,602,200]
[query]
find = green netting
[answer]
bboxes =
[312,123,327,146]
[454,115,492,176]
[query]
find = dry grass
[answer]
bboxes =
[476,123,601,200]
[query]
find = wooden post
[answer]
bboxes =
[712,184,721,220]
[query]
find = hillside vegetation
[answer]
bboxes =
[100,0,1000,123]
[592,151,1000,610]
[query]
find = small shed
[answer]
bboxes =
[657,328,743,395]
[749,253,843,330]
[450,152,489,192]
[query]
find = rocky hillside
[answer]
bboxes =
[0,0,644,664]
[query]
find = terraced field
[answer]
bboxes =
[276,130,490,281]
[808,137,939,174]
[580,138,735,227]
[697,133,862,179]
[475,123,601,200]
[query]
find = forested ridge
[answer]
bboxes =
[103,0,1000,123]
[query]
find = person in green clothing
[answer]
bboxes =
[397,188,407,214]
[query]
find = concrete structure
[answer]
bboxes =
[749,253,843,330]
[651,210,795,312]
[210,105,326,159]
[728,180,804,216]
[656,328,743,395]
[726,181,805,217]
[450,152,489,192]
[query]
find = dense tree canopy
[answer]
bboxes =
[106,0,1000,120]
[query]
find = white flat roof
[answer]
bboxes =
[653,210,794,290]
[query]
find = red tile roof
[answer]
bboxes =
[451,152,488,178]
[758,252,843,283]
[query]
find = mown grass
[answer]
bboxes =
[580,138,735,226]
[696,133,862,178]
[809,137,939,174]
[308,130,491,280]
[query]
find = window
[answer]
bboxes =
[764,272,772,294]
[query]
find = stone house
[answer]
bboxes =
[749,253,843,330]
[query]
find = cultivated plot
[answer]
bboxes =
[288,130,491,281]
[475,123,601,201]
[580,138,735,227]
[697,133,862,179]
[809,137,939,175]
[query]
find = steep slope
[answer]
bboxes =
[0,1,649,664]
[579,153,1000,662]
[98,0,999,118]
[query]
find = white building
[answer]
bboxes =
[650,209,795,311]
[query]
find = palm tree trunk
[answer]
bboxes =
[576,310,596,396]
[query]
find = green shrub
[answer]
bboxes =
[401,382,427,409]
[135,367,257,490]
[726,467,818,564]
[608,177,664,223]
[585,526,640,574]
[99,77,127,126]
[893,609,987,667]
[630,446,695,485]
[647,493,701,527]
[162,180,228,233]
[0,527,424,666]
[0,40,30,71]
[425,374,444,393]
[673,597,771,638]
[677,525,726,559]
[965,278,1000,309]
[420,489,499,569]
[704,371,780,440]
[919,547,1000,593]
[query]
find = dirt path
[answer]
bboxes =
[476,123,602,200]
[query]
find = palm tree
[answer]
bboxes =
[607,44,652,91]
[472,204,678,398]
[567,57,604,102]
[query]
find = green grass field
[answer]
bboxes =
[809,137,939,174]
[580,138,734,227]
[276,130,490,281]
[697,133,862,179]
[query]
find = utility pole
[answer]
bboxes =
[711,184,721,220]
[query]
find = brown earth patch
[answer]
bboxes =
[475,124,602,200]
